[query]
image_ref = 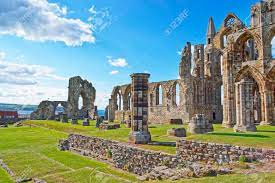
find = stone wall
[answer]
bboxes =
[177,140,275,163]
[31,76,97,120]
[59,134,275,177]
[31,100,68,120]
[60,134,185,175]
[109,77,222,124]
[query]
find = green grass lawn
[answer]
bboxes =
[25,120,275,155]
[0,123,274,183]
[0,126,137,183]
[0,167,13,183]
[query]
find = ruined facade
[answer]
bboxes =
[66,76,96,119]
[31,76,97,120]
[214,0,275,130]
[108,0,275,128]
[31,101,68,120]
[108,25,222,124]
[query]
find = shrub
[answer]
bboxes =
[106,149,112,158]
[239,155,248,163]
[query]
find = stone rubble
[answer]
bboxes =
[59,134,269,180]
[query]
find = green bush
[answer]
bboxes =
[239,155,248,163]
[106,149,112,159]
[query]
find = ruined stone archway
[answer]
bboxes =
[234,65,273,126]
[214,13,244,49]
[67,76,96,119]
[234,31,262,62]
[234,73,260,132]
[263,25,275,59]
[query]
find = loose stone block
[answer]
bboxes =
[167,128,186,137]
[189,114,213,134]
[13,122,23,127]
[99,122,120,130]
[0,124,8,128]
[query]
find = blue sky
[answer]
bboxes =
[0,0,259,109]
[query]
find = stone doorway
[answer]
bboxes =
[234,74,262,132]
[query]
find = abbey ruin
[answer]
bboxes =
[108,0,275,131]
[31,76,97,120]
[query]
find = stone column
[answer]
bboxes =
[129,73,151,144]
[260,91,273,125]
[108,99,115,122]
[234,78,256,132]
[222,51,236,128]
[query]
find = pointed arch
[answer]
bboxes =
[234,30,262,61]
[235,65,266,91]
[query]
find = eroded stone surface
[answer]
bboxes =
[167,128,186,137]
[128,73,151,144]
[188,114,213,134]
[108,0,275,130]
[31,76,97,120]
[59,134,275,180]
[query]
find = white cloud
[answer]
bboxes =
[0,51,67,85]
[108,57,128,67]
[0,52,6,60]
[110,70,119,75]
[89,6,97,14]
[0,0,95,46]
[95,92,110,109]
[0,84,67,105]
[0,51,68,105]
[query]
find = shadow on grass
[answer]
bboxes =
[208,132,270,138]
[257,130,275,133]
[148,141,176,147]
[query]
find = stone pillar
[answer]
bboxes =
[129,73,151,144]
[260,91,273,125]
[104,105,109,120]
[108,99,115,122]
[234,78,256,132]
[222,51,236,128]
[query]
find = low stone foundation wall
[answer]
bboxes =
[59,134,275,179]
[60,134,185,175]
[177,140,275,163]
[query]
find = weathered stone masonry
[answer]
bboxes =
[177,140,275,163]
[108,0,275,130]
[31,76,97,120]
[59,134,275,176]
[59,134,183,176]
[108,21,223,124]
